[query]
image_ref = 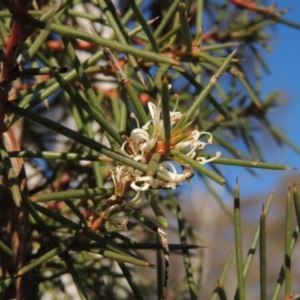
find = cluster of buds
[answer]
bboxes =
[106,96,221,210]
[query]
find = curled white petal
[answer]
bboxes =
[140,139,156,154]
[133,155,146,163]
[159,162,187,183]
[162,181,177,190]
[186,140,201,158]
[148,102,159,119]
[199,131,213,144]
[115,166,125,180]
[175,140,192,150]
[197,151,222,165]
[130,180,151,192]
[110,170,117,188]
[190,130,200,142]
[131,128,149,143]
[121,140,128,153]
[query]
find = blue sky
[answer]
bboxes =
[215,0,300,200]
[263,0,300,144]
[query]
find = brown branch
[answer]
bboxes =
[229,0,280,17]
[0,0,30,134]
[0,1,31,299]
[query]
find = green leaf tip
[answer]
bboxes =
[234,179,240,198]
[261,204,265,215]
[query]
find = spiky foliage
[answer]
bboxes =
[0,1,299,299]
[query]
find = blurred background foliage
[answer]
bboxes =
[0,0,300,299]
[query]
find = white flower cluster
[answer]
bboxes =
[107,98,221,207]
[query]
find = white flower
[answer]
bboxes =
[106,99,221,209]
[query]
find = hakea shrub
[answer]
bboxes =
[2,1,299,299]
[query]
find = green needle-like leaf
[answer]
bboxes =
[0,244,69,293]
[18,244,69,277]
[96,0,147,87]
[293,184,300,229]
[14,66,70,77]
[157,235,164,300]
[171,150,226,185]
[127,0,159,52]
[7,105,171,183]
[103,47,149,125]
[268,124,300,155]
[63,257,89,300]
[30,187,113,203]
[179,3,192,53]
[216,282,228,300]
[123,206,158,232]
[54,72,123,145]
[161,75,171,148]
[271,226,299,300]
[233,181,245,300]
[30,20,178,65]
[0,240,13,257]
[32,202,138,258]
[147,153,161,177]
[118,262,146,300]
[1,2,300,298]
[174,199,197,300]
[0,141,22,207]
[233,193,273,299]
[116,243,201,250]
[8,150,112,162]
[0,19,9,50]
[154,64,170,91]
[260,205,267,300]
[210,247,234,300]
[97,249,154,267]
[183,48,237,126]
[285,188,292,297]
[208,154,293,170]
[153,0,182,38]
[147,191,169,228]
